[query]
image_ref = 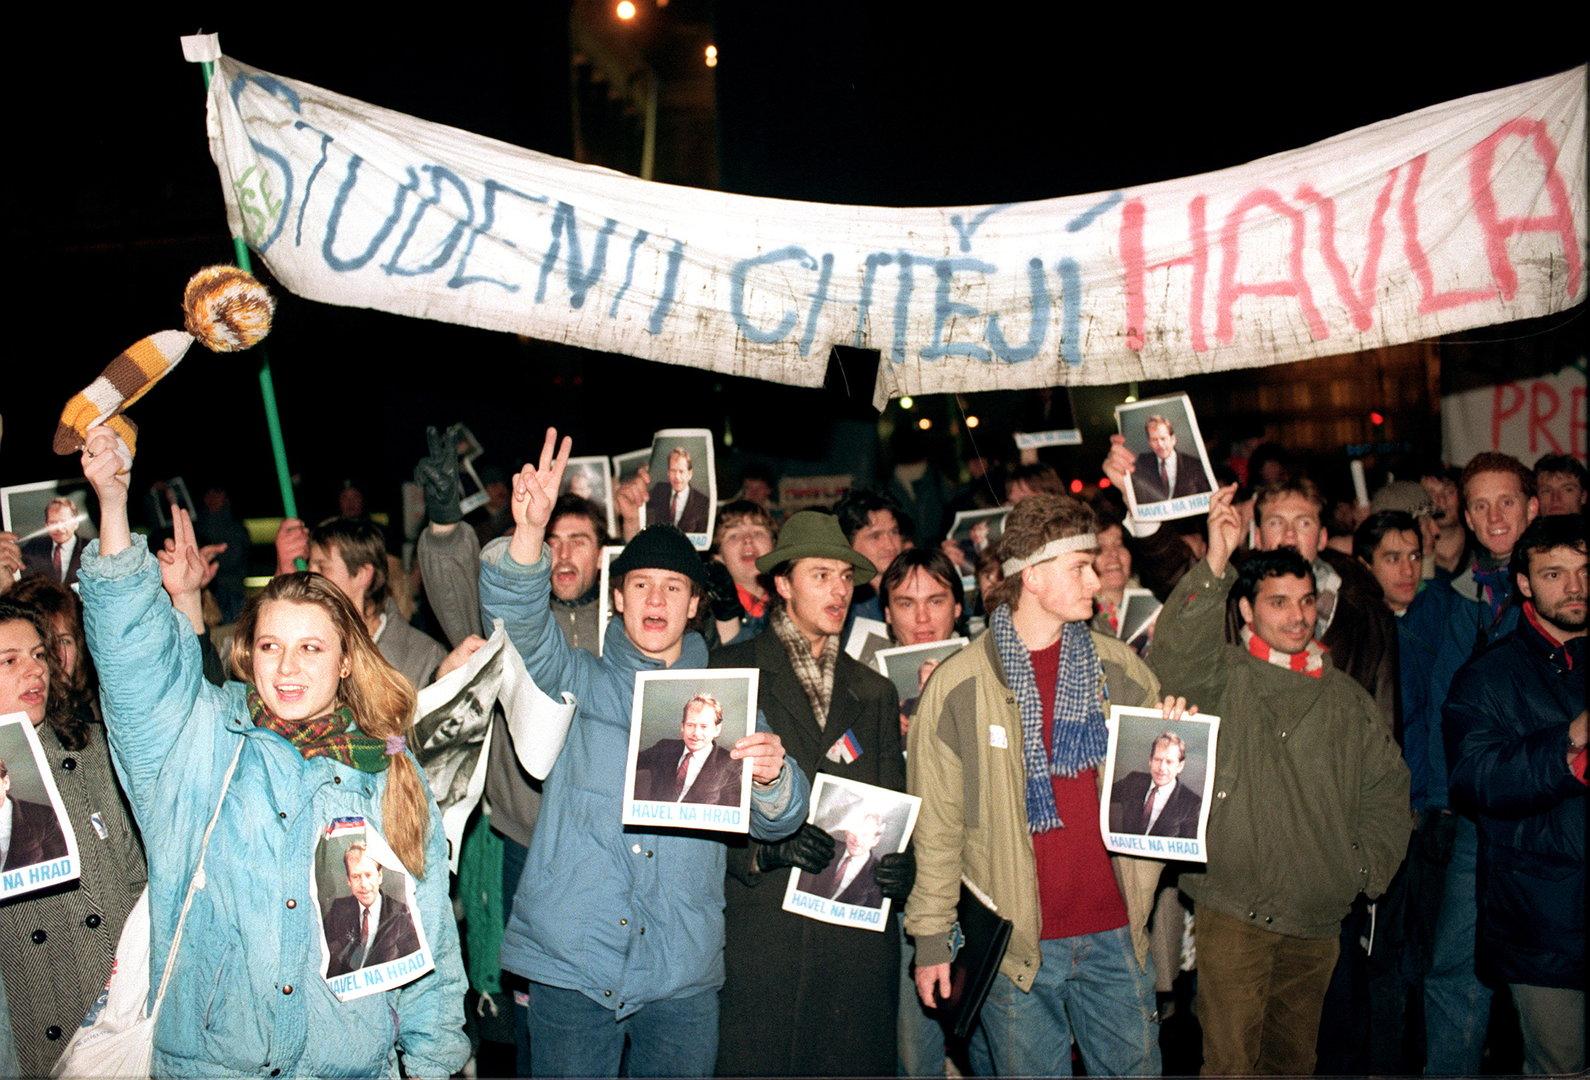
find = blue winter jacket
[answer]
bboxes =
[79,539,469,1078]
[481,539,809,1017]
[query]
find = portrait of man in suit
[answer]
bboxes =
[633,693,742,806]
[645,447,710,534]
[1129,415,1211,505]
[798,809,886,908]
[1109,730,1203,840]
[322,842,422,977]
[20,498,85,587]
[0,757,67,872]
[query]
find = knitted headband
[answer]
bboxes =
[1002,532,1098,577]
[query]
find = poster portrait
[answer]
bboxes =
[782,774,921,932]
[314,816,434,1000]
[948,508,1008,554]
[1099,706,1219,863]
[874,638,968,713]
[612,447,651,485]
[843,616,891,670]
[560,455,616,535]
[622,668,758,833]
[1117,588,1162,653]
[0,712,81,900]
[1114,393,1216,523]
[1,479,98,587]
[639,428,716,550]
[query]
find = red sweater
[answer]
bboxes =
[1028,639,1129,940]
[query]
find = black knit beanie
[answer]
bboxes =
[610,524,709,588]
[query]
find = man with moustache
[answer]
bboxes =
[482,429,805,1078]
[799,810,889,908]
[1148,485,1410,1075]
[20,499,84,587]
[710,511,909,1078]
[633,694,741,806]
[644,447,710,535]
[1445,514,1585,1075]
[1128,415,1211,505]
[1108,731,1202,840]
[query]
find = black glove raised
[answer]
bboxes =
[875,846,916,902]
[416,424,464,525]
[757,823,835,875]
[704,558,745,622]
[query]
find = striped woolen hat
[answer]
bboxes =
[53,266,274,460]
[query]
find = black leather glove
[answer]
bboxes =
[875,846,916,902]
[704,559,745,622]
[757,823,835,875]
[416,424,464,525]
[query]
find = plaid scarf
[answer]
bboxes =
[771,605,838,730]
[1239,627,1329,678]
[247,688,390,774]
[990,604,1109,835]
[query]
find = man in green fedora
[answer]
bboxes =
[711,510,915,1077]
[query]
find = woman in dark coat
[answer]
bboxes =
[710,514,909,1077]
[0,588,145,1078]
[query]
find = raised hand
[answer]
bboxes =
[507,427,573,565]
[158,507,220,632]
[274,518,310,575]
[81,427,132,557]
[614,465,649,542]
[1205,483,1243,578]
[1102,433,1137,493]
[416,424,464,526]
[0,532,21,594]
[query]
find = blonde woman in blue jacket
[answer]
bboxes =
[75,427,468,1078]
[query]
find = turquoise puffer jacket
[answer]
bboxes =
[481,539,809,1018]
[79,539,468,1078]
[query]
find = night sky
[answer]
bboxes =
[2,12,1583,528]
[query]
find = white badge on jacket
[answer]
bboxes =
[988,725,1009,749]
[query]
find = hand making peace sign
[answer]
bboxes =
[507,427,573,565]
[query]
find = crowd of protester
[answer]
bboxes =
[0,411,1583,1078]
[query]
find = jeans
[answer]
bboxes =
[1424,816,1491,1074]
[527,981,719,1078]
[897,915,948,1077]
[501,837,532,1079]
[969,926,1159,1077]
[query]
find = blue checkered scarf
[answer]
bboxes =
[990,604,1110,834]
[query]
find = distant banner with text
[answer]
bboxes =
[195,46,1586,405]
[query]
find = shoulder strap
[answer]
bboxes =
[150,736,247,1013]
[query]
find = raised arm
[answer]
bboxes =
[1145,484,1239,706]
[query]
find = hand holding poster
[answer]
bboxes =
[1100,706,1219,863]
[0,712,80,899]
[315,817,434,1001]
[622,669,759,833]
[782,774,921,932]
[1115,394,1217,523]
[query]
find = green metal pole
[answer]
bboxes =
[199,58,301,528]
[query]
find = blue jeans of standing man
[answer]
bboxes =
[969,925,1159,1077]
[527,981,718,1078]
[1425,816,1491,1074]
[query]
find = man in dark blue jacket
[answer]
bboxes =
[1446,514,1585,1076]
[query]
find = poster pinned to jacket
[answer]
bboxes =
[1100,706,1219,863]
[315,816,434,1001]
[622,668,759,833]
[412,620,576,871]
[191,45,1583,406]
[782,774,921,932]
[639,429,716,550]
[1115,394,1217,523]
[0,711,81,899]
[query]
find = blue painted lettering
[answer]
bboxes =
[535,202,618,309]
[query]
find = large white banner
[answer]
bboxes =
[191,39,1586,406]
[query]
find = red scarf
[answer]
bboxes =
[1240,626,1329,679]
[736,582,768,619]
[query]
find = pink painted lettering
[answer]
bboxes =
[1467,117,1583,302]
[1214,189,1328,345]
[1121,196,1209,353]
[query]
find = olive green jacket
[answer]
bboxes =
[905,627,1165,992]
[1147,559,1411,939]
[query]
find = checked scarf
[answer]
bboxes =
[247,688,390,774]
[1239,627,1328,678]
[771,605,839,730]
[990,604,1110,835]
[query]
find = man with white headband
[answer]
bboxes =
[906,494,1194,1077]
